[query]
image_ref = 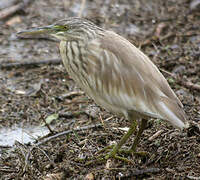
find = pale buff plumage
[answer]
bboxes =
[17,17,188,160]
[60,29,187,129]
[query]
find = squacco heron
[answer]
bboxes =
[17,17,188,161]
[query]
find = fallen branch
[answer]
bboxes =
[0,168,18,173]
[40,114,54,134]
[123,168,160,178]
[180,81,200,92]
[23,124,102,172]
[32,124,101,149]
[60,91,85,99]
[186,175,200,180]
[148,130,164,141]
[160,68,200,92]
[0,0,32,20]
[0,59,62,69]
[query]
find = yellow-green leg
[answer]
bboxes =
[115,119,148,157]
[130,119,147,152]
[86,118,147,165]
[105,119,137,159]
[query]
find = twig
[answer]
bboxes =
[180,81,200,92]
[131,168,160,175]
[99,113,106,130]
[160,68,176,77]
[64,100,87,105]
[23,124,102,172]
[139,39,153,48]
[148,130,164,141]
[160,68,200,92]
[0,168,18,173]
[40,114,54,134]
[187,175,200,180]
[0,0,32,20]
[0,59,62,69]
[60,91,85,99]
[160,32,175,41]
[33,124,101,147]
[34,146,54,165]
[123,168,160,178]
[15,141,27,159]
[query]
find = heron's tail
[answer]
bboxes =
[159,96,189,129]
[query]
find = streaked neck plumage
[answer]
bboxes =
[52,26,104,44]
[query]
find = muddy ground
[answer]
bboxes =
[0,0,200,179]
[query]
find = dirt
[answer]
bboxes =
[0,0,200,179]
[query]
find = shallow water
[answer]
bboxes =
[0,125,50,147]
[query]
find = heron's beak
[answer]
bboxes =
[17,25,54,36]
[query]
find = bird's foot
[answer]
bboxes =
[96,144,148,157]
[105,151,133,163]
[118,149,149,157]
[85,145,148,165]
[84,145,132,165]
[96,145,115,154]
[85,151,133,165]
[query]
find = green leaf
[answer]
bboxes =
[41,113,59,126]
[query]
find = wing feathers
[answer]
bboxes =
[159,97,187,128]
[83,30,187,129]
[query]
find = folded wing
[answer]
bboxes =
[83,30,187,129]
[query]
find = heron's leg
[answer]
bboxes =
[105,119,137,159]
[130,119,147,152]
[86,119,147,165]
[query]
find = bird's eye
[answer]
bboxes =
[54,25,68,31]
[63,26,68,29]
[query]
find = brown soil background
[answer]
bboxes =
[0,0,200,179]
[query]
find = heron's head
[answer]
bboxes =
[17,17,104,41]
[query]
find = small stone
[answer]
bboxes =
[172,65,186,75]
[105,159,113,169]
[85,104,100,118]
[84,173,94,180]
[6,16,22,26]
